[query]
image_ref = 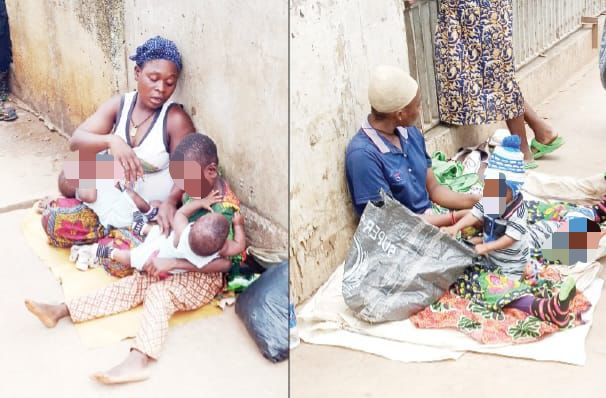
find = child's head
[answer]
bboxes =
[57,170,77,198]
[481,172,514,217]
[542,217,603,265]
[189,213,230,256]
[170,133,219,198]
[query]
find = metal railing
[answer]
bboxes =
[404,0,440,129]
[513,0,606,68]
[404,0,606,131]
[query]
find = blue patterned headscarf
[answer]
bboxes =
[129,36,182,72]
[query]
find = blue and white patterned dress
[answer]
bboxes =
[435,0,525,125]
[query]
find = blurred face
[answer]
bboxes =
[481,177,511,217]
[169,160,218,198]
[135,59,179,109]
[395,90,421,127]
[541,217,603,265]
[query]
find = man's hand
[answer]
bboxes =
[156,200,177,236]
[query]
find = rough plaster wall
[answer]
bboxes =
[6,0,126,133]
[123,0,288,249]
[6,0,287,249]
[290,0,410,302]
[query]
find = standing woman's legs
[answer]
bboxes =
[507,100,560,162]
[506,113,533,162]
[523,100,558,144]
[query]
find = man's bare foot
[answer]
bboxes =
[24,300,68,328]
[91,349,151,385]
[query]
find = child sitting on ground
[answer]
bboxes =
[441,170,578,327]
[85,193,246,273]
[441,170,530,278]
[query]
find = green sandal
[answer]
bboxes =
[524,160,538,170]
[531,136,564,159]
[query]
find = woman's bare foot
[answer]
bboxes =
[24,300,69,328]
[91,349,151,385]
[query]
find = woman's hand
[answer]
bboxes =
[108,135,143,183]
[142,251,174,279]
[156,199,177,236]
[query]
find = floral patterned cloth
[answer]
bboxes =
[411,266,591,344]
[41,198,107,248]
[98,228,143,278]
[435,0,524,125]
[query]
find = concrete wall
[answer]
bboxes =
[6,0,288,249]
[7,0,126,134]
[289,0,410,302]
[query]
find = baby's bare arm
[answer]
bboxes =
[220,213,246,257]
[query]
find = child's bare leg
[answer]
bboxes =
[35,196,53,214]
[24,300,70,328]
[125,189,151,213]
[91,349,151,385]
[111,248,131,265]
[95,245,132,266]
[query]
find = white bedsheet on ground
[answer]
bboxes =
[298,264,603,366]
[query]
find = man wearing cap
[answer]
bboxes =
[345,65,479,226]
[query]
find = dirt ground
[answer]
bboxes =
[0,100,288,398]
[289,63,606,397]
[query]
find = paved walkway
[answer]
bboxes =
[290,62,606,398]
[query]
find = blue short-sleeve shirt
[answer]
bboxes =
[345,117,432,215]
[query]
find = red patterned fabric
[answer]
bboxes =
[410,268,591,345]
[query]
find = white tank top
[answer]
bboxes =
[113,91,175,203]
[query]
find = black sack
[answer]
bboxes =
[235,261,288,362]
[343,193,475,323]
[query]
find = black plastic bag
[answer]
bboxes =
[235,261,288,362]
[343,193,475,323]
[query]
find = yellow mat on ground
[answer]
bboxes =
[22,209,223,348]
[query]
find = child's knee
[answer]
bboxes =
[77,188,97,203]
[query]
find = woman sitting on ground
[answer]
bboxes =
[41,36,206,273]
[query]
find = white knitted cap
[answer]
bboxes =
[368,65,419,113]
